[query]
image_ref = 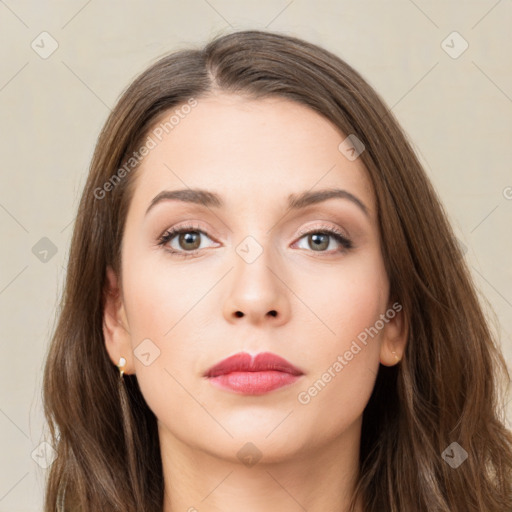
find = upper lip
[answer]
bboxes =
[204,351,304,378]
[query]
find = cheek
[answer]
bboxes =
[297,248,388,356]
[294,357,376,448]
[121,244,237,419]
[293,250,387,419]
[122,242,209,339]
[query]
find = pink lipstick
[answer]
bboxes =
[204,351,304,395]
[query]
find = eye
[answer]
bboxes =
[294,225,353,254]
[157,223,217,258]
[157,222,353,258]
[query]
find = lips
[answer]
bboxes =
[204,351,304,378]
[204,351,304,395]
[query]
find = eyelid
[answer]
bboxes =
[295,222,349,239]
[156,222,218,253]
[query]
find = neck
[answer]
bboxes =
[160,417,364,512]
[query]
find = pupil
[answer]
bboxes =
[181,232,200,249]
[311,233,328,251]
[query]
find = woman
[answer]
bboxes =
[42,29,512,511]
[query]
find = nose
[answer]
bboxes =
[222,246,291,326]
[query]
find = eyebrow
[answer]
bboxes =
[145,187,369,217]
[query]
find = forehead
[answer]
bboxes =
[130,93,375,218]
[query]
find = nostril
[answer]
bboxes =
[235,311,244,318]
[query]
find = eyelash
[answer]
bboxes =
[156,222,353,258]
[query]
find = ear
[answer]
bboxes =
[379,302,408,367]
[103,265,134,375]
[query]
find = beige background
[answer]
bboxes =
[0,1,511,510]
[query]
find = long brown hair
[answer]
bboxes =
[42,29,512,511]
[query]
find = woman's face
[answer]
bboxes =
[104,92,405,463]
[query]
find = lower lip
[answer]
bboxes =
[207,371,302,395]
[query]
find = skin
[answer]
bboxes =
[103,92,407,512]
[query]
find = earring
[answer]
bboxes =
[117,357,126,378]
[392,351,401,362]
